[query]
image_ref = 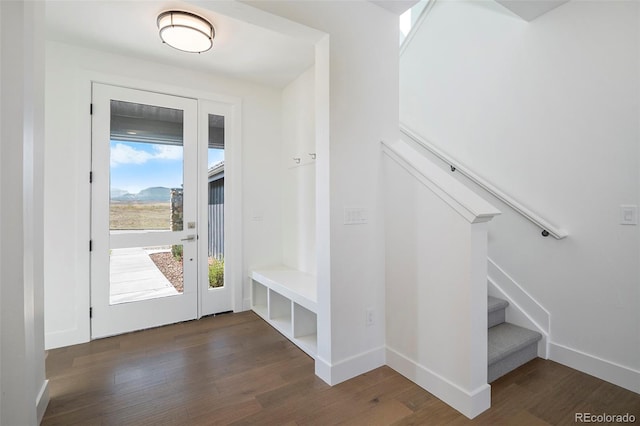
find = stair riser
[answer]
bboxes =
[488,342,538,382]
[488,309,505,328]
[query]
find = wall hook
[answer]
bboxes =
[309,153,316,160]
[293,157,301,164]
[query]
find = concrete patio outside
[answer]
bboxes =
[109,247,179,304]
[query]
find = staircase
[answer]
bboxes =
[488,296,542,382]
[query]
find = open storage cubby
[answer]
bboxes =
[293,303,317,355]
[268,290,292,334]
[250,266,317,358]
[252,280,268,318]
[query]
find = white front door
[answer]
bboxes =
[90,83,199,338]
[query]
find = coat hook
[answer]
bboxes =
[309,153,316,160]
[293,157,301,164]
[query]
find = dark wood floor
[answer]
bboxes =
[43,311,640,425]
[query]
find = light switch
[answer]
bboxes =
[620,205,638,225]
[344,207,368,225]
[251,210,264,221]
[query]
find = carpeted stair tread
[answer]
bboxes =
[488,296,508,313]
[488,322,542,365]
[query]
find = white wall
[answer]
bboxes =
[400,0,640,391]
[1,1,49,423]
[44,41,283,349]
[247,1,399,383]
[282,66,316,274]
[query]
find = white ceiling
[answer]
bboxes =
[45,0,316,88]
[495,0,570,21]
[369,0,419,15]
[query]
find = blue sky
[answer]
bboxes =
[110,140,224,194]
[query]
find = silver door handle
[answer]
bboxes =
[180,234,196,242]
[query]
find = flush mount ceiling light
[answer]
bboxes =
[157,10,214,53]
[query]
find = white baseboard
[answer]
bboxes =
[549,342,640,394]
[36,379,50,424]
[241,297,251,312]
[386,347,490,419]
[315,346,386,386]
[45,327,89,350]
[315,355,332,384]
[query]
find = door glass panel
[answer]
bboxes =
[109,100,184,232]
[207,114,225,288]
[109,100,185,304]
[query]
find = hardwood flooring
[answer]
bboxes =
[43,311,640,425]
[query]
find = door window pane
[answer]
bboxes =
[207,114,225,288]
[109,100,184,232]
[108,99,186,305]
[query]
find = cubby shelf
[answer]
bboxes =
[250,266,317,358]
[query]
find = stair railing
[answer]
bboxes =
[400,123,568,239]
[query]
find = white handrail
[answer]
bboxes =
[400,123,568,240]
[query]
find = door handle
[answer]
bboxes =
[180,234,196,242]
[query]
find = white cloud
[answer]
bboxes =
[153,145,183,160]
[110,143,183,167]
[110,143,151,167]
